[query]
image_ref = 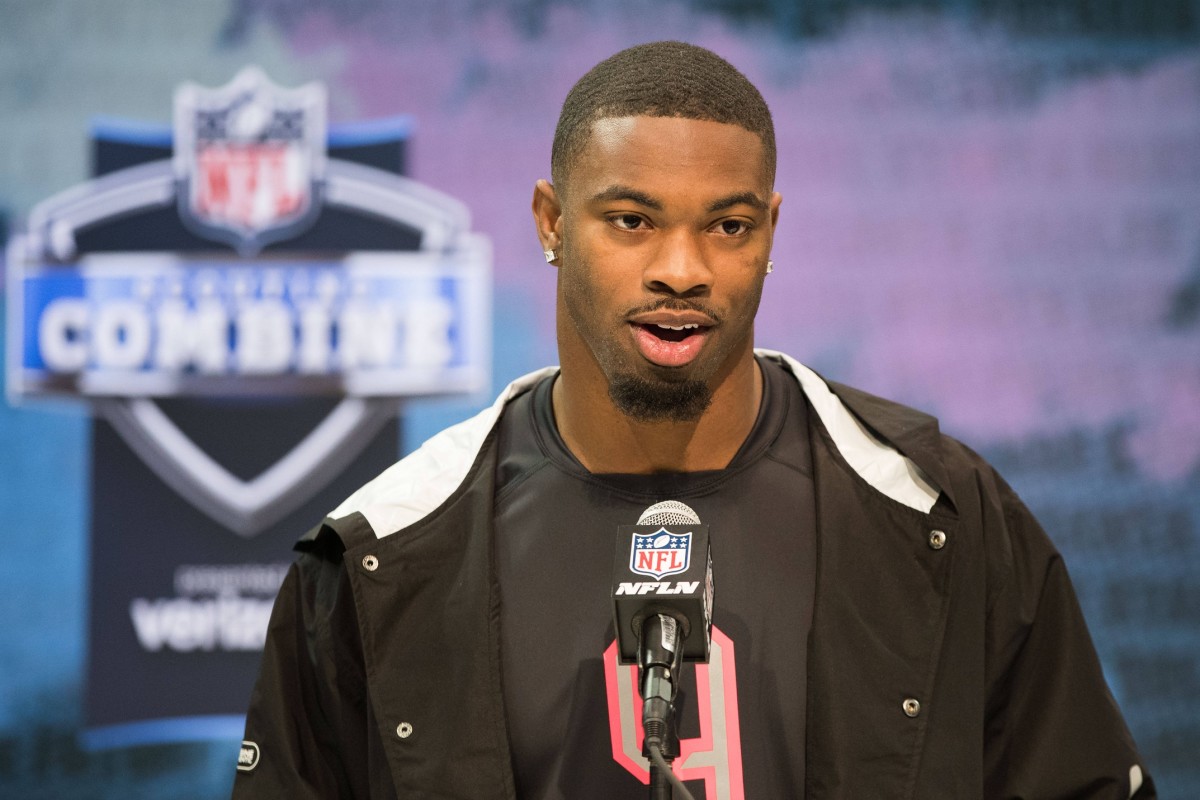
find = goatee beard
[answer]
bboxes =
[608,373,712,423]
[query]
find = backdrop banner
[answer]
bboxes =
[5,68,491,748]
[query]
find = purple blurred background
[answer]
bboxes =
[1,1,1196,796]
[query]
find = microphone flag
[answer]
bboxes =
[612,522,712,664]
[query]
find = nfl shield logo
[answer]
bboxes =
[630,528,692,580]
[173,66,326,255]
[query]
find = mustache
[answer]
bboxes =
[624,298,723,324]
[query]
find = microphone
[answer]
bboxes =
[612,500,713,666]
[612,500,711,800]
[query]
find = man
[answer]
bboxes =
[234,42,1152,799]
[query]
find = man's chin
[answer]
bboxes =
[607,372,712,423]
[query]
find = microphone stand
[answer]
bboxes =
[639,613,684,800]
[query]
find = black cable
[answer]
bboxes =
[649,757,671,800]
[648,742,695,800]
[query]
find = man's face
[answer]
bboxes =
[542,115,781,421]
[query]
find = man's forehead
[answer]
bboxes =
[585,116,642,150]
[580,114,761,151]
[569,114,772,196]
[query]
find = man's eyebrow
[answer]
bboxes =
[706,191,768,213]
[588,185,663,210]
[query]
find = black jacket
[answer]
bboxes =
[234,352,1152,799]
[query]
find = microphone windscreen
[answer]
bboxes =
[637,500,700,526]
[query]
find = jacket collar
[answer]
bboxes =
[333,353,953,537]
[758,350,948,513]
[824,378,956,511]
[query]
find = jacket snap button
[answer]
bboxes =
[362,555,379,571]
[903,698,921,718]
[396,721,413,739]
[928,530,947,550]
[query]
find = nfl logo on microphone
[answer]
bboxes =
[630,529,692,580]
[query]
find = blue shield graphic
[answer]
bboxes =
[629,528,692,580]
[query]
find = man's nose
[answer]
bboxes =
[643,232,713,297]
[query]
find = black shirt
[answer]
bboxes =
[495,357,817,799]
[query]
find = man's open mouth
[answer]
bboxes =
[630,322,712,367]
[638,322,707,343]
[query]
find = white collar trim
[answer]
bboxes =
[760,350,940,513]
[333,353,939,538]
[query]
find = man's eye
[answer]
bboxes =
[610,214,646,231]
[715,219,751,236]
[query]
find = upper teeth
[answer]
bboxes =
[655,323,700,331]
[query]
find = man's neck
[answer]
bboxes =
[551,354,763,474]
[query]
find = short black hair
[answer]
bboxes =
[551,41,776,193]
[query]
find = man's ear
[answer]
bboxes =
[532,179,563,263]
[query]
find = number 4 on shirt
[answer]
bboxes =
[603,627,746,800]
